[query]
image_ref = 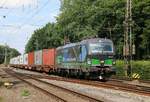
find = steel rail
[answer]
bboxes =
[37,76,150,96]
[10,68,150,96]
[24,74,105,102]
[4,69,67,102]
[110,76,150,84]
[5,69,105,102]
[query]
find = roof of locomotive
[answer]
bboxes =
[81,38,113,44]
[57,38,113,50]
[57,42,79,50]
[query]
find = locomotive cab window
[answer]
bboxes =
[79,45,87,62]
[63,47,76,62]
[89,42,113,54]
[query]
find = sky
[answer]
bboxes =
[0,0,60,54]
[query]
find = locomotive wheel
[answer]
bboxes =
[98,75,109,82]
[83,72,90,80]
[76,71,82,79]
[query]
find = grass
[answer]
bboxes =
[21,89,30,97]
[115,60,150,80]
[0,97,3,102]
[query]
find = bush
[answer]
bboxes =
[115,60,150,80]
[21,89,30,97]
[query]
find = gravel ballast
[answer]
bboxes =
[10,68,150,102]
[0,67,57,102]
[41,79,150,102]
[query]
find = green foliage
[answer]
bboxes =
[0,45,20,64]
[115,60,125,77]
[115,60,150,80]
[21,89,30,97]
[25,0,150,59]
[25,23,63,53]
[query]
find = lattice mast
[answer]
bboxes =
[124,0,133,76]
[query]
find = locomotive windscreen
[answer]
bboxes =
[89,42,113,54]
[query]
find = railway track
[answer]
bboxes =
[48,77,150,96]
[17,72,150,96]
[10,68,150,96]
[4,68,105,102]
[14,68,150,84]
[4,69,67,102]
[110,76,150,84]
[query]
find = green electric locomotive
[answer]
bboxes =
[56,38,116,80]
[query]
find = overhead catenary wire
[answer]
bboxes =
[0,0,58,29]
[0,0,39,28]
[29,8,59,26]
[2,0,21,16]
[0,0,8,9]
[3,0,37,16]
[10,0,50,34]
[0,0,8,24]
[0,0,21,27]
[0,0,59,53]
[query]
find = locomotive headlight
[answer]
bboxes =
[87,59,91,64]
[100,60,104,64]
[113,61,116,65]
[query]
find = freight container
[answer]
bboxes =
[28,52,34,65]
[10,58,14,64]
[16,56,20,64]
[34,50,42,65]
[13,58,15,64]
[42,49,56,66]
[23,54,28,64]
[19,55,24,64]
[13,57,16,64]
[14,57,17,64]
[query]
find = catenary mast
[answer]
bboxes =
[124,0,134,76]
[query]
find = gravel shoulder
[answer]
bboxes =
[0,67,57,102]
[1,67,150,102]
[41,79,150,102]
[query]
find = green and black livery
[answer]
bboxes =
[56,38,116,80]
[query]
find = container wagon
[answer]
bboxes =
[42,49,56,72]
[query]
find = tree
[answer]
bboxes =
[25,0,150,59]
[25,23,63,53]
[0,45,20,64]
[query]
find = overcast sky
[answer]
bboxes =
[0,0,60,54]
